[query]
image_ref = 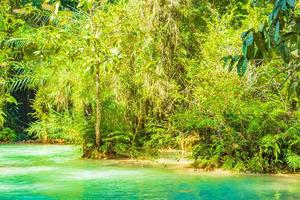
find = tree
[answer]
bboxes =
[224,0,300,107]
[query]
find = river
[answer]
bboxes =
[0,144,299,199]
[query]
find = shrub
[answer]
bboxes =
[0,128,17,142]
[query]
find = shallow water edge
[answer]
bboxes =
[3,143,299,177]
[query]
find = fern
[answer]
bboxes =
[3,62,35,92]
[14,5,51,26]
[259,134,281,161]
[286,152,300,172]
[30,10,50,25]
[0,128,16,142]
[102,131,133,157]
[3,38,32,49]
[7,76,34,92]
[11,62,30,74]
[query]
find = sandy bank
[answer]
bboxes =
[99,158,300,177]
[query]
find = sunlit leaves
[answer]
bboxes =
[2,38,32,50]
[77,0,96,12]
[0,109,6,129]
[223,0,300,102]
[286,152,300,171]
[0,0,299,171]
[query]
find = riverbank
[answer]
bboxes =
[89,157,300,177]
[1,143,299,176]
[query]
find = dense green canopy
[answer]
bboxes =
[0,0,299,173]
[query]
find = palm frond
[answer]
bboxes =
[14,5,51,27]
[29,10,50,25]
[2,38,32,49]
[7,76,34,92]
[286,152,300,172]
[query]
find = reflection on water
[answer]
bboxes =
[0,144,299,199]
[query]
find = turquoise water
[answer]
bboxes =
[0,145,300,199]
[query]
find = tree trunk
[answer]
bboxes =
[95,64,101,148]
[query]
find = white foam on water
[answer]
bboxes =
[0,182,62,193]
[0,145,78,157]
[65,169,146,180]
[0,166,57,176]
[0,183,32,191]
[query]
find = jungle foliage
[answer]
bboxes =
[0,0,299,173]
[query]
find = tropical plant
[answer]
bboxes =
[0,127,17,142]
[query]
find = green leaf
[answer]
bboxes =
[241,30,254,45]
[286,152,300,171]
[242,31,254,59]
[236,57,248,76]
[242,42,248,57]
[269,6,280,24]
[280,0,288,11]
[245,33,254,46]
[5,95,17,104]
[287,0,295,8]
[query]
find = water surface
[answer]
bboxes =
[0,144,299,199]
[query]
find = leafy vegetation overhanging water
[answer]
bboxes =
[0,144,300,200]
[0,0,300,174]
